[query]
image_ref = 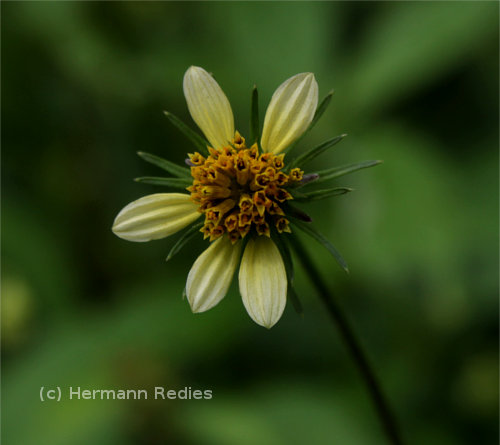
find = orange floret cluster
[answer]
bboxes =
[187,132,304,243]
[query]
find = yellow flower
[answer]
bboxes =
[113,66,319,328]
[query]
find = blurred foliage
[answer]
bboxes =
[1,2,498,445]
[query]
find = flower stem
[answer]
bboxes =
[290,235,404,445]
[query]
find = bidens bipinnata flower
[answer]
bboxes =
[112,66,380,328]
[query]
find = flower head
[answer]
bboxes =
[112,66,380,328]
[187,138,300,244]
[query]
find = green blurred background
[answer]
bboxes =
[2,2,498,444]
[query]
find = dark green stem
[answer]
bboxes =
[290,235,404,445]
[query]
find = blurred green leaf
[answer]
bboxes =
[181,380,379,445]
[342,2,498,117]
[2,276,249,445]
[2,198,76,319]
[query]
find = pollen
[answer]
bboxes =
[188,132,302,243]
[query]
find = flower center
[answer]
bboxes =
[187,132,304,243]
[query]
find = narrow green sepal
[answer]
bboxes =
[274,233,295,283]
[166,222,204,262]
[293,187,353,202]
[163,111,209,154]
[285,204,313,222]
[274,233,303,315]
[137,151,191,178]
[285,90,335,155]
[134,176,192,189]
[289,134,347,170]
[290,218,349,273]
[314,160,383,183]
[250,85,260,144]
[308,90,334,133]
[288,285,304,315]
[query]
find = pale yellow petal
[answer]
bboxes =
[260,73,318,154]
[238,236,287,328]
[112,193,200,242]
[183,66,235,150]
[186,236,241,313]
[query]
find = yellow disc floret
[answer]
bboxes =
[187,132,301,243]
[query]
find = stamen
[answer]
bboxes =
[256,222,271,237]
[209,225,225,241]
[225,211,239,232]
[289,168,304,182]
[239,194,253,213]
[188,153,206,166]
[275,217,292,233]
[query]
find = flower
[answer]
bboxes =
[112,66,378,328]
